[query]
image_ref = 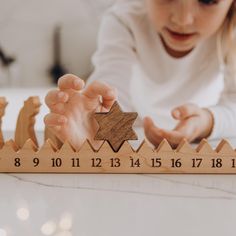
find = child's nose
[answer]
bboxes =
[170,1,195,28]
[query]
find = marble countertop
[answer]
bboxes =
[1,138,236,236]
[1,88,236,235]
[1,171,236,236]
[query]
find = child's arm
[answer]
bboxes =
[44,74,117,150]
[87,10,137,112]
[206,73,236,139]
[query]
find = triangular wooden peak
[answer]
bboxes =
[196,139,215,153]
[0,139,19,152]
[97,140,135,154]
[97,140,112,153]
[57,140,76,155]
[118,141,135,153]
[78,139,97,153]
[0,138,235,155]
[136,140,154,154]
[20,139,38,152]
[41,139,58,152]
[215,139,235,154]
[176,139,196,153]
[156,139,173,153]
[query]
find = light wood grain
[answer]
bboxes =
[0,97,8,148]
[0,96,235,173]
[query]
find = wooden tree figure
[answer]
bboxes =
[94,101,138,152]
[14,96,41,148]
[0,97,8,148]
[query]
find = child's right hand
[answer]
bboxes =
[44,74,117,150]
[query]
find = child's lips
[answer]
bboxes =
[165,28,197,42]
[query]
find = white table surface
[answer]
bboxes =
[1,138,236,236]
[1,88,236,236]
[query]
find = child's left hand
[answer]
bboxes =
[143,103,214,148]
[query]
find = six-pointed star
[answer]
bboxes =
[94,101,138,152]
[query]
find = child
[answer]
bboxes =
[44,0,236,149]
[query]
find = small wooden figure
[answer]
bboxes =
[94,101,138,152]
[0,97,8,148]
[14,96,41,148]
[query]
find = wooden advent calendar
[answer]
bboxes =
[0,96,236,174]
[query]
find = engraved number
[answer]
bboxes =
[171,158,182,168]
[91,158,102,167]
[33,158,39,167]
[232,159,236,168]
[211,158,222,168]
[130,158,141,168]
[151,158,162,168]
[14,158,21,167]
[192,158,202,168]
[51,158,62,167]
[110,158,121,167]
[71,158,80,167]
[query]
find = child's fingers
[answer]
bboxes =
[143,117,186,148]
[171,103,201,120]
[45,89,69,109]
[143,117,164,147]
[83,81,117,108]
[102,87,118,110]
[159,129,186,147]
[173,118,199,141]
[51,103,67,114]
[58,74,85,91]
[143,116,156,132]
[44,113,68,127]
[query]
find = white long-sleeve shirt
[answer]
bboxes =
[87,0,236,141]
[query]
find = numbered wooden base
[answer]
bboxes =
[0,138,236,173]
[1,96,236,174]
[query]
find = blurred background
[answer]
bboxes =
[0,0,115,87]
[0,0,115,136]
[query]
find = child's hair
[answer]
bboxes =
[219,1,236,77]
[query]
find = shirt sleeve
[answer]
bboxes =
[87,11,137,112]
[207,68,236,139]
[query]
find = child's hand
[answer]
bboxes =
[143,103,214,148]
[44,74,117,150]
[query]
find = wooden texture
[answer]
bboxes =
[0,96,235,173]
[94,101,138,152]
[0,97,8,148]
[14,96,41,148]
[0,138,236,173]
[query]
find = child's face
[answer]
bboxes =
[146,0,234,56]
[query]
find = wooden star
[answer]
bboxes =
[94,101,138,152]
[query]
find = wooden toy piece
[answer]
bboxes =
[14,96,41,148]
[94,101,138,152]
[0,97,8,148]
[1,137,236,173]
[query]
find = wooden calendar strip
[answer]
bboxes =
[0,138,236,173]
[0,96,235,174]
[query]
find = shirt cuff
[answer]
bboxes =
[205,106,218,140]
[206,105,236,140]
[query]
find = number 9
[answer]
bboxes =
[33,158,39,167]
